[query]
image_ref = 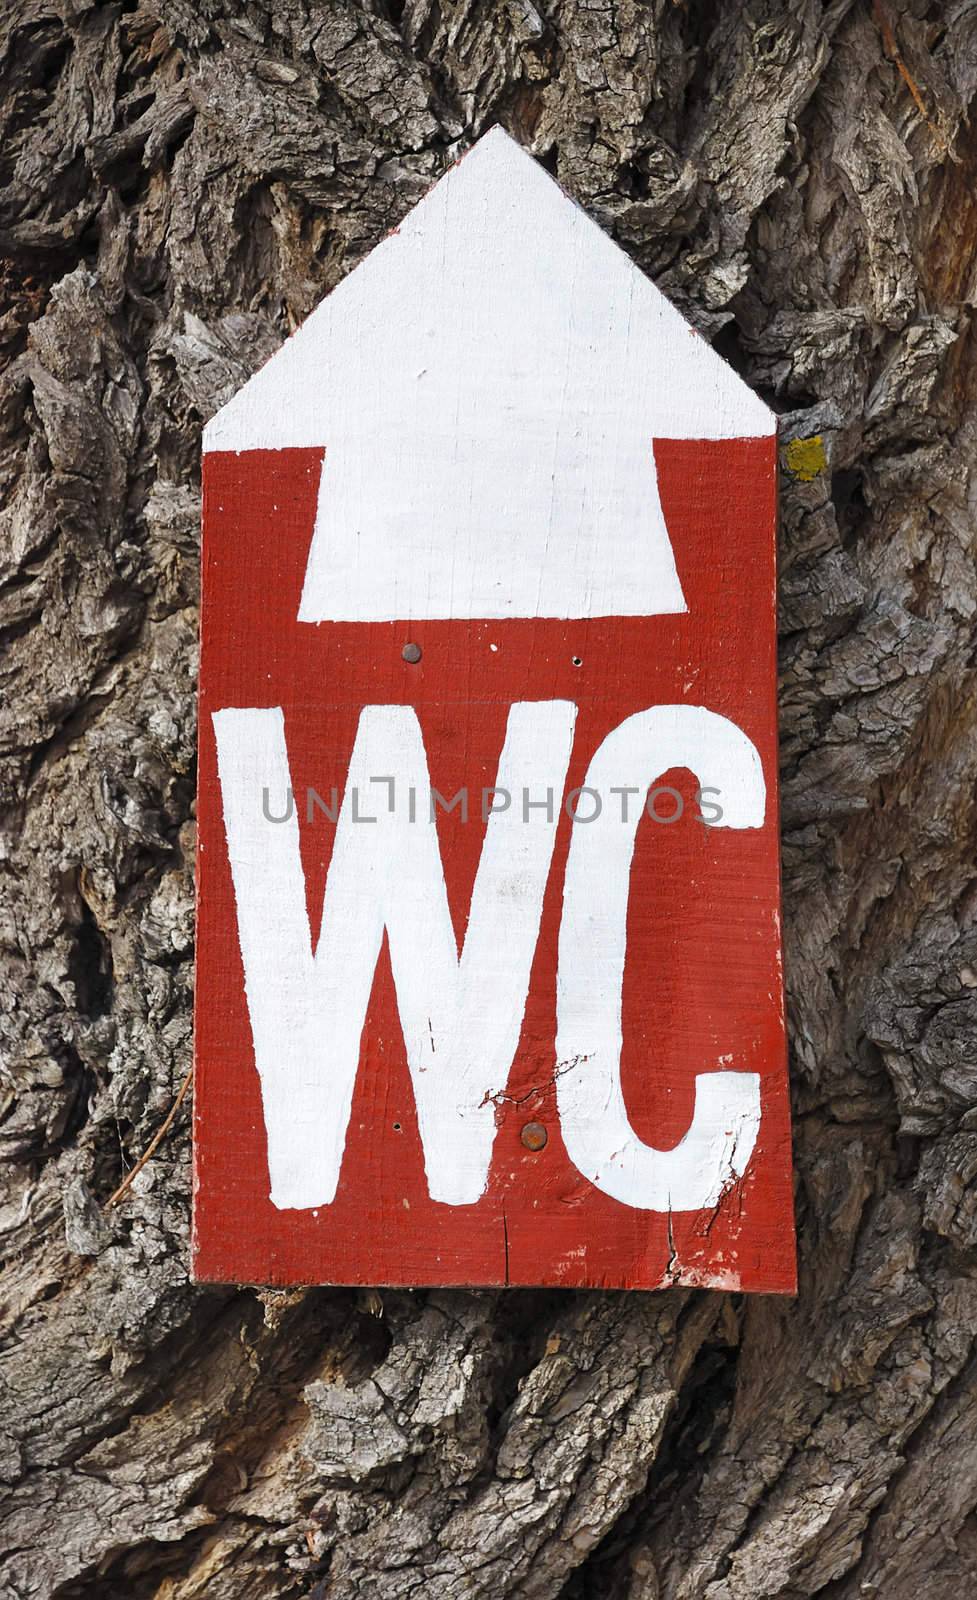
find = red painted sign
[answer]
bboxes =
[193,129,795,1292]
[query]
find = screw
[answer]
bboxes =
[521,1121,547,1152]
[402,642,422,663]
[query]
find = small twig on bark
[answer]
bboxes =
[871,0,947,151]
[104,1066,194,1209]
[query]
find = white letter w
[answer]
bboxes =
[212,702,577,1209]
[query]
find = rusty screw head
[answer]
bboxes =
[402,641,422,663]
[520,1121,548,1152]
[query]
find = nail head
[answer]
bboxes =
[402,642,422,663]
[521,1121,548,1152]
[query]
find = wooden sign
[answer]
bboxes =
[193,128,795,1293]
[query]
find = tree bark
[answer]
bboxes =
[3,1,977,1595]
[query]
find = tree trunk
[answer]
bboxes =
[3,1,977,1595]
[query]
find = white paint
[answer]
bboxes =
[212,700,576,1209]
[556,706,765,1211]
[203,127,774,622]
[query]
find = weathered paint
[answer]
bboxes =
[193,128,795,1293]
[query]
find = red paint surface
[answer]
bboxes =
[193,438,795,1292]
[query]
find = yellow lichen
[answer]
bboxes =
[784,434,827,482]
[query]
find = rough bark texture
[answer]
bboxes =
[2,0,977,1595]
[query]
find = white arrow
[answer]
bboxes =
[203,127,775,623]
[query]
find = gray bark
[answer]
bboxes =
[2,0,977,1595]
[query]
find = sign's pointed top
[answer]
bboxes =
[205,126,774,621]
